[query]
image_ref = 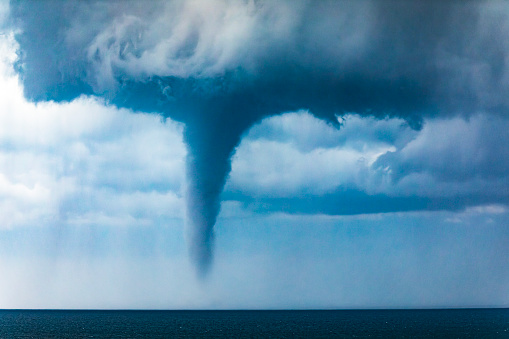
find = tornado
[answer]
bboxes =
[8,0,509,276]
[183,114,249,276]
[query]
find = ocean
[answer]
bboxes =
[0,309,508,338]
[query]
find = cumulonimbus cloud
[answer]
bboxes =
[8,0,509,275]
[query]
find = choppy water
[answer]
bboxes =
[0,309,508,338]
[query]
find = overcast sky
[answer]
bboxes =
[0,0,508,309]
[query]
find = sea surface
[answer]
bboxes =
[0,309,508,338]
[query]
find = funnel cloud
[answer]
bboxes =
[9,0,509,275]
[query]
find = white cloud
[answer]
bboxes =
[229,139,392,197]
[0,34,186,230]
[465,204,507,215]
[228,112,405,198]
[86,1,307,91]
[0,0,9,29]
[65,189,184,227]
[226,111,509,214]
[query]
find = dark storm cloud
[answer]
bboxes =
[9,0,509,274]
[12,1,508,120]
[224,186,509,216]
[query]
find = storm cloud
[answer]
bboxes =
[9,0,509,275]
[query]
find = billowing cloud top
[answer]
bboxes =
[11,0,509,123]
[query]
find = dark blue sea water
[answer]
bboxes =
[0,309,508,338]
